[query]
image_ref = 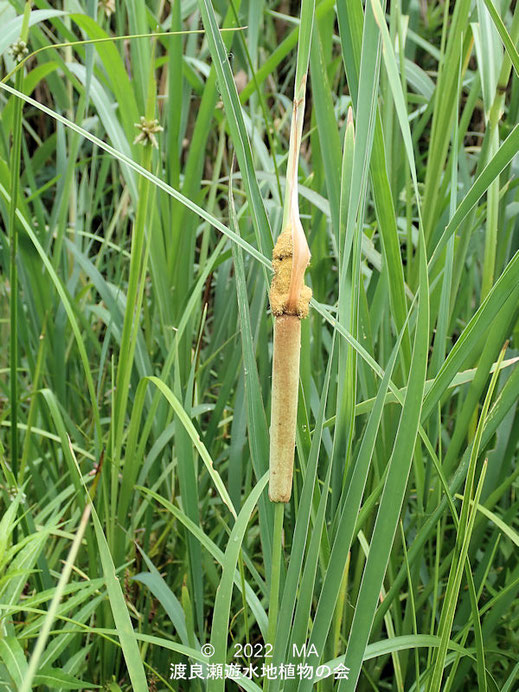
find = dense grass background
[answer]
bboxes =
[1,0,519,690]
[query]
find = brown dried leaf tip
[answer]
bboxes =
[269,228,312,318]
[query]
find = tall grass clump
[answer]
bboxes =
[1,1,519,691]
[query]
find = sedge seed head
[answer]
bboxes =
[133,116,163,148]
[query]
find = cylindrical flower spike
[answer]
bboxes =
[268,218,311,504]
[269,315,301,503]
[268,230,311,501]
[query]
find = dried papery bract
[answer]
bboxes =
[268,75,312,504]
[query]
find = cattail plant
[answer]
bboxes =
[268,6,314,504]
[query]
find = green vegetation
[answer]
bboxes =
[1,0,519,690]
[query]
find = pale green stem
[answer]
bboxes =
[9,2,32,485]
[265,502,285,692]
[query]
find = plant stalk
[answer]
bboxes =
[8,2,32,485]
[265,501,285,692]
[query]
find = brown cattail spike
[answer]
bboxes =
[268,315,301,503]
